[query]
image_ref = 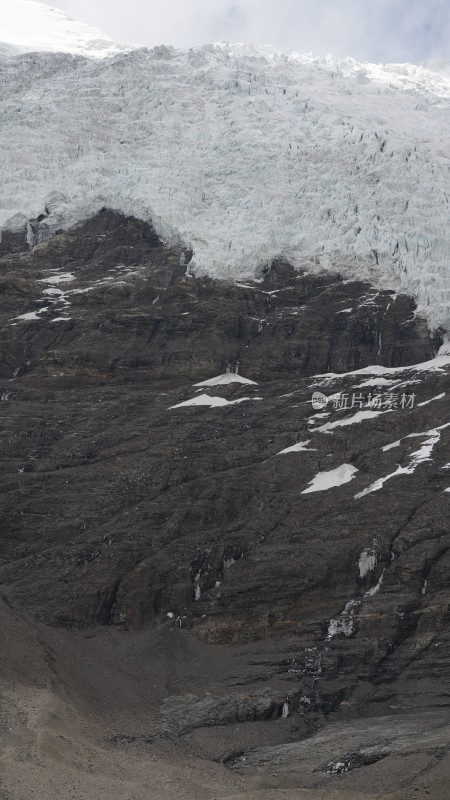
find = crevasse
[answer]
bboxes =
[1,36,450,330]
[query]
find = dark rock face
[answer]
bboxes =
[0,209,449,798]
[0,226,30,256]
[0,209,440,384]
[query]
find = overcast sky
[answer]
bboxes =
[44,0,450,63]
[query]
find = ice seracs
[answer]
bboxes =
[1,32,450,330]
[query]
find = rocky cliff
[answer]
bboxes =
[0,210,449,800]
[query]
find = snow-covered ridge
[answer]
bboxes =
[0,0,134,58]
[1,12,450,329]
[218,44,450,100]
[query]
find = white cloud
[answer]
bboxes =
[30,0,450,62]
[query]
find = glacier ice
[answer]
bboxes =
[1,31,450,329]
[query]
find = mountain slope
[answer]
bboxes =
[1,7,450,798]
[0,30,450,329]
[0,211,449,799]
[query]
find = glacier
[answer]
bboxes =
[0,0,134,58]
[1,2,450,330]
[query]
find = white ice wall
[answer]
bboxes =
[1,35,450,329]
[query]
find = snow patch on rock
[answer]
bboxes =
[277,440,316,455]
[194,373,257,387]
[170,394,258,409]
[417,392,446,407]
[302,464,358,494]
[315,409,385,433]
[356,422,450,498]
